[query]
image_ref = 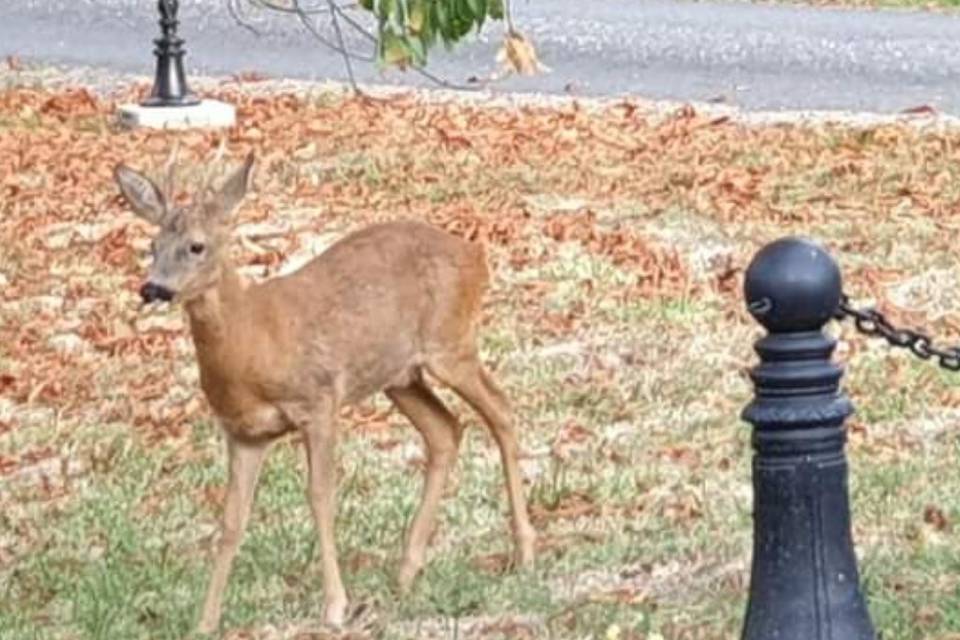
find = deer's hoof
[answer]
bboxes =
[323,597,348,628]
[195,619,219,636]
[514,532,537,569]
[397,564,420,594]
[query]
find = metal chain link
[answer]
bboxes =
[835,294,960,371]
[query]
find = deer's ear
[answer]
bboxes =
[208,152,254,223]
[114,164,169,227]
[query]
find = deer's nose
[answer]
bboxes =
[140,282,175,303]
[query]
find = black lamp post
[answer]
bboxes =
[142,0,200,107]
[741,237,875,640]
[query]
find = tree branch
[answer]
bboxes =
[232,0,492,92]
[324,0,360,94]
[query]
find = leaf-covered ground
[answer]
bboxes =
[4,67,960,639]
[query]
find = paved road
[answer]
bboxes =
[5,0,960,114]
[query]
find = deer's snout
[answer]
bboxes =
[140,282,175,303]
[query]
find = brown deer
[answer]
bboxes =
[113,152,536,633]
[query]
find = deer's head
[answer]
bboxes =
[114,152,254,305]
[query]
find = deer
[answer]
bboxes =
[113,151,537,633]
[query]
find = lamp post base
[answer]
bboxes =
[118,99,236,130]
[141,93,201,108]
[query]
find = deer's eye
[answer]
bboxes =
[189,242,205,255]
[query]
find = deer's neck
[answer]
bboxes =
[184,262,246,362]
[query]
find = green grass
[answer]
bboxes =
[0,415,683,639]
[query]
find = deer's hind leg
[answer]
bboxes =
[426,353,536,568]
[386,376,464,591]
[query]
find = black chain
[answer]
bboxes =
[835,294,960,371]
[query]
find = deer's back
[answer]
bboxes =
[253,221,488,403]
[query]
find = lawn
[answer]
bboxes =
[4,67,960,639]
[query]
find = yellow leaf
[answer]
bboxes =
[496,30,548,76]
[409,1,425,33]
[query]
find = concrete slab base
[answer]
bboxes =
[118,99,236,129]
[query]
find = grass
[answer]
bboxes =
[5,72,960,639]
[2,411,714,639]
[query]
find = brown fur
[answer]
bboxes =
[114,154,536,633]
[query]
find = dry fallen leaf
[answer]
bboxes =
[497,30,549,76]
[924,504,951,532]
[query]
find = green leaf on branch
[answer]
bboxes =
[408,0,426,33]
[406,34,426,65]
[379,28,413,68]
[362,0,507,66]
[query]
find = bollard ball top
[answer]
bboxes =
[744,236,841,333]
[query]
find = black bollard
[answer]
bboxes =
[142,0,200,107]
[741,237,875,640]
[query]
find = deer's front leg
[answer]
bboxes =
[295,400,348,627]
[198,434,268,634]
